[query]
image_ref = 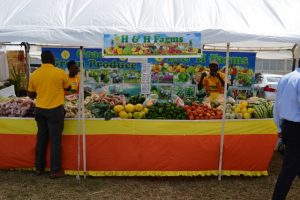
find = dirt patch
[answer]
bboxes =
[0,152,299,200]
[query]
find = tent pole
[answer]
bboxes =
[79,46,87,179]
[218,43,230,181]
[76,100,81,181]
[21,42,30,88]
[76,47,84,181]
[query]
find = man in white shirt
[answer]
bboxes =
[272,61,300,200]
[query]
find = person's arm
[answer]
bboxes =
[27,91,37,99]
[216,72,225,87]
[64,85,71,92]
[63,72,71,92]
[198,73,207,90]
[27,76,36,99]
[273,80,283,135]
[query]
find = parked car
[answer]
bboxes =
[254,73,283,101]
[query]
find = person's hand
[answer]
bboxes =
[200,72,207,79]
[279,132,286,144]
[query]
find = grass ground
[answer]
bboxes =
[0,152,299,200]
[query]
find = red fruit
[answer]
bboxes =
[189,115,195,120]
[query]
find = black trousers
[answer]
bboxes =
[272,120,300,200]
[34,105,65,173]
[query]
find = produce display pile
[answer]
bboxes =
[0,97,35,117]
[224,97,274,119]
[0,94,274,120]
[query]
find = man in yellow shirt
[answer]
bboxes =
[27,51,70,179]
[66,60,80,95]
[198,61,225,100]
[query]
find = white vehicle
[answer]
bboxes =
[254,73,283,101]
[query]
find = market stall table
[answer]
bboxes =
[0,118,277,176]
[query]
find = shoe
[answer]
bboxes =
[49,170,65,179]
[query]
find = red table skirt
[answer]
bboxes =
[0,118,277,176]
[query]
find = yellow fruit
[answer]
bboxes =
[241,101,248,107]
[247,108,254,114]
[133,112,143,119]
[241,104,247,110]
[143,107,149,114]
[241,108,248,114]
[140,111,145,118]
[243,112,251,119]
[119,111,128,119]
[113,105,124,113]
[234,107,241,113]
[236,104,242,109]
[135,103,144,112]
[127,112,133,119]
[125,104,135,113]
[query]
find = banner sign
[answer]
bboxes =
[148,51,256,99]
[103,32,202,58]
[42,47,142,96]
[41,47,138,70]
[148,51,255,68]
[40,48,256,99]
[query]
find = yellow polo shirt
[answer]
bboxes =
[66,74,80,94]
[28,64,70,109]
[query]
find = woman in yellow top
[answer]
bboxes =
[66,60,80,95]
[198,61,225,98]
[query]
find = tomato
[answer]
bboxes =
[195,109,201,114]
[192,106,197,111]
[183,105,190,110]
[189,115,195,120]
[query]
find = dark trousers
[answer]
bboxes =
[34,105,65,173]
[272,120,300,200]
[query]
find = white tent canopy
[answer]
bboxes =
[0,0,300,49]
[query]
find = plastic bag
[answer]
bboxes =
[171,94,184,107]
[143,94,158,107]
